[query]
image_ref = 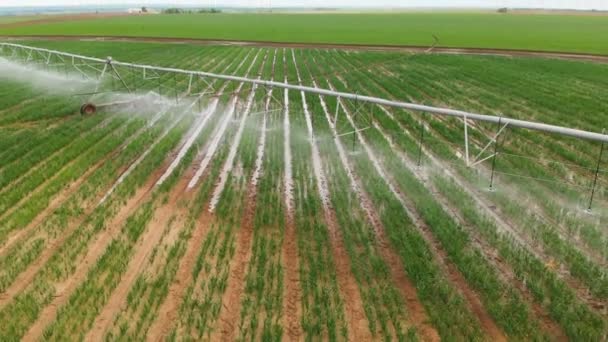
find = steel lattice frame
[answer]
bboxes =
[1,42,606,143]
[1,42,606,208]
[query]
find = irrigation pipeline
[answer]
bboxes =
[2,42,608,144]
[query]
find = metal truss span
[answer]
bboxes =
[1,42,607,144]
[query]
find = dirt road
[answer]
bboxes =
[1,34,607,63]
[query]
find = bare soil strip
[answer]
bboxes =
[85,171,192,341]
[21,166,164,341]
[187,51,260,189]
[145,207,215,340]
[312,75,439,340]
[208,53,264,211]
[330,83,506,341]
[212,184,256,340]
[292,52,371,341]
[280,63,303,340]
[282,215,303,341]
[147,91,255,340]
[3,35,608,63]
[0,111,167,256]
[212,51,273,341]
[0,148,106,257]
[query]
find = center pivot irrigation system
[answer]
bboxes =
[0,42,606,209]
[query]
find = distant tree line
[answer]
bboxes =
[161,8,222,14]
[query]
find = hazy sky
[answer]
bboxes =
[0,0,606,10]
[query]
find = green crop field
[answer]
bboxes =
[0,37,606,341]
[0,15,40,24]
[1,12,608,54]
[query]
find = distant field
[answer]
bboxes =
[1,12,608,54]
[0,15,40,24]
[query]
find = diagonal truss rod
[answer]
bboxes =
[468,121,510,167]
[1,42,607,143]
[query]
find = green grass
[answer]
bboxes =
[1,12,608,54]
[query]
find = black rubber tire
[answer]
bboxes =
[80,103,97,115]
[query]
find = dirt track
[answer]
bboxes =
[1,35,608,63]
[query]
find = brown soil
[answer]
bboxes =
[322,206,373,341]
[414,208,507,341]
[305,55,438,340]
[281,212,303,341]
[356,181,440,341]
[0,132,119,257]
[0,124,149,310]
[2,35,607,63]
[427,172,568,341]
[371,98,567,340]
[212,183,257,341]
[0,159,106,308]
[21,165,163,341]
[146,206,215,340]
[84,174,191,341]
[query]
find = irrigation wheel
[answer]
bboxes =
[80,103,97,116]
